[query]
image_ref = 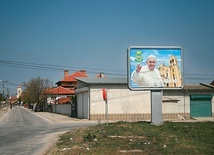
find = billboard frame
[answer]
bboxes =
[127,46,184,91]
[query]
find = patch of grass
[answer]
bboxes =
[44,121,214,155]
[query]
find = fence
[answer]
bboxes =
[52,103,71,116]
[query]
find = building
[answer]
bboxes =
[163,84,214,119]
[75,77,150,121]
[45,69,213,122]
[45,70,88,103]
[44,70,88,115]
[75,77,214,121]
[16,86,22,99]
[158,55,182,87]
[56,70,88,90]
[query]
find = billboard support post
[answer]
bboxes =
[151,90,163,125]
[102,88,108,125]
[105,98,108,125]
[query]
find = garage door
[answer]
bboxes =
[77,91,89,119]
[190,95,212,118]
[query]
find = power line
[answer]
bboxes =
[185,74,214,77]
[0,59,213,79]
[0,59,126,76]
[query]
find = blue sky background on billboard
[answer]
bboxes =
[130,48,182,67]
[0,0,214,95]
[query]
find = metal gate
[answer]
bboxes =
[190,94,212,117]
[77,91,89,119]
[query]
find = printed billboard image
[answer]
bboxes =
[128,46,183,90]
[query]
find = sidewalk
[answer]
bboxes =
[1,106,214,123]
[34,111,214,123]
[172,117,214,122]
[25,106,93,123]
[32,110,90,123]
[0,106,10,117]
[0,106,94,123]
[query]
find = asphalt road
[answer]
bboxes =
[0,106,97,155]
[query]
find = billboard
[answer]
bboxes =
[127,46,183,90]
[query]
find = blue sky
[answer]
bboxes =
[0,0,214,95]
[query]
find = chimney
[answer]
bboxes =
[97,72,105,78]
[79,70,86,74]
[64,70,69,78]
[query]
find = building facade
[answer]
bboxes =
[16,86,22,99]
[75,77,214,122]
[158,55,182,87]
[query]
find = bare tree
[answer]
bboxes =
[22,77,51,111]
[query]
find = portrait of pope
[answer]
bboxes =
[131,55,164,87]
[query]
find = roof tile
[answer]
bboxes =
[45,86,75,95]
[61,71,88,82]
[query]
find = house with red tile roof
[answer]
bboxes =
[57,97,71,104]
[43,70,88,114]
[44,86,75,96]
[44,70,88,100]
[56,70,88,90]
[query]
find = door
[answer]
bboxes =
[77,91,89,119]
[190,95,212,117]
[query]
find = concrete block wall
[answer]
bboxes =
[52,104,71,116]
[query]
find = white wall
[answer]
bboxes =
[162,91,187,114]
[76,83,214,120]
[163,90,214,118]
[90,85,151,115]
[212,97,214,116]
[52,104,71,116]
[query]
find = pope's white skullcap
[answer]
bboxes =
[146,55,156,60]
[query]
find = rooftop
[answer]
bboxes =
[76,77,214,90]
[75,77,127,84]
[44,86,75,95]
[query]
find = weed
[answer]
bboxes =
[45,121,214,155]
[84,132,96,142]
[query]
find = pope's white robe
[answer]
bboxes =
[131,65,164,87]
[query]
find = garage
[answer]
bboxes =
[190,94,212,117]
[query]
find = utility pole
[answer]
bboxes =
[0,80,8,101]
[0,80,10,106]
[2,82,4,101]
